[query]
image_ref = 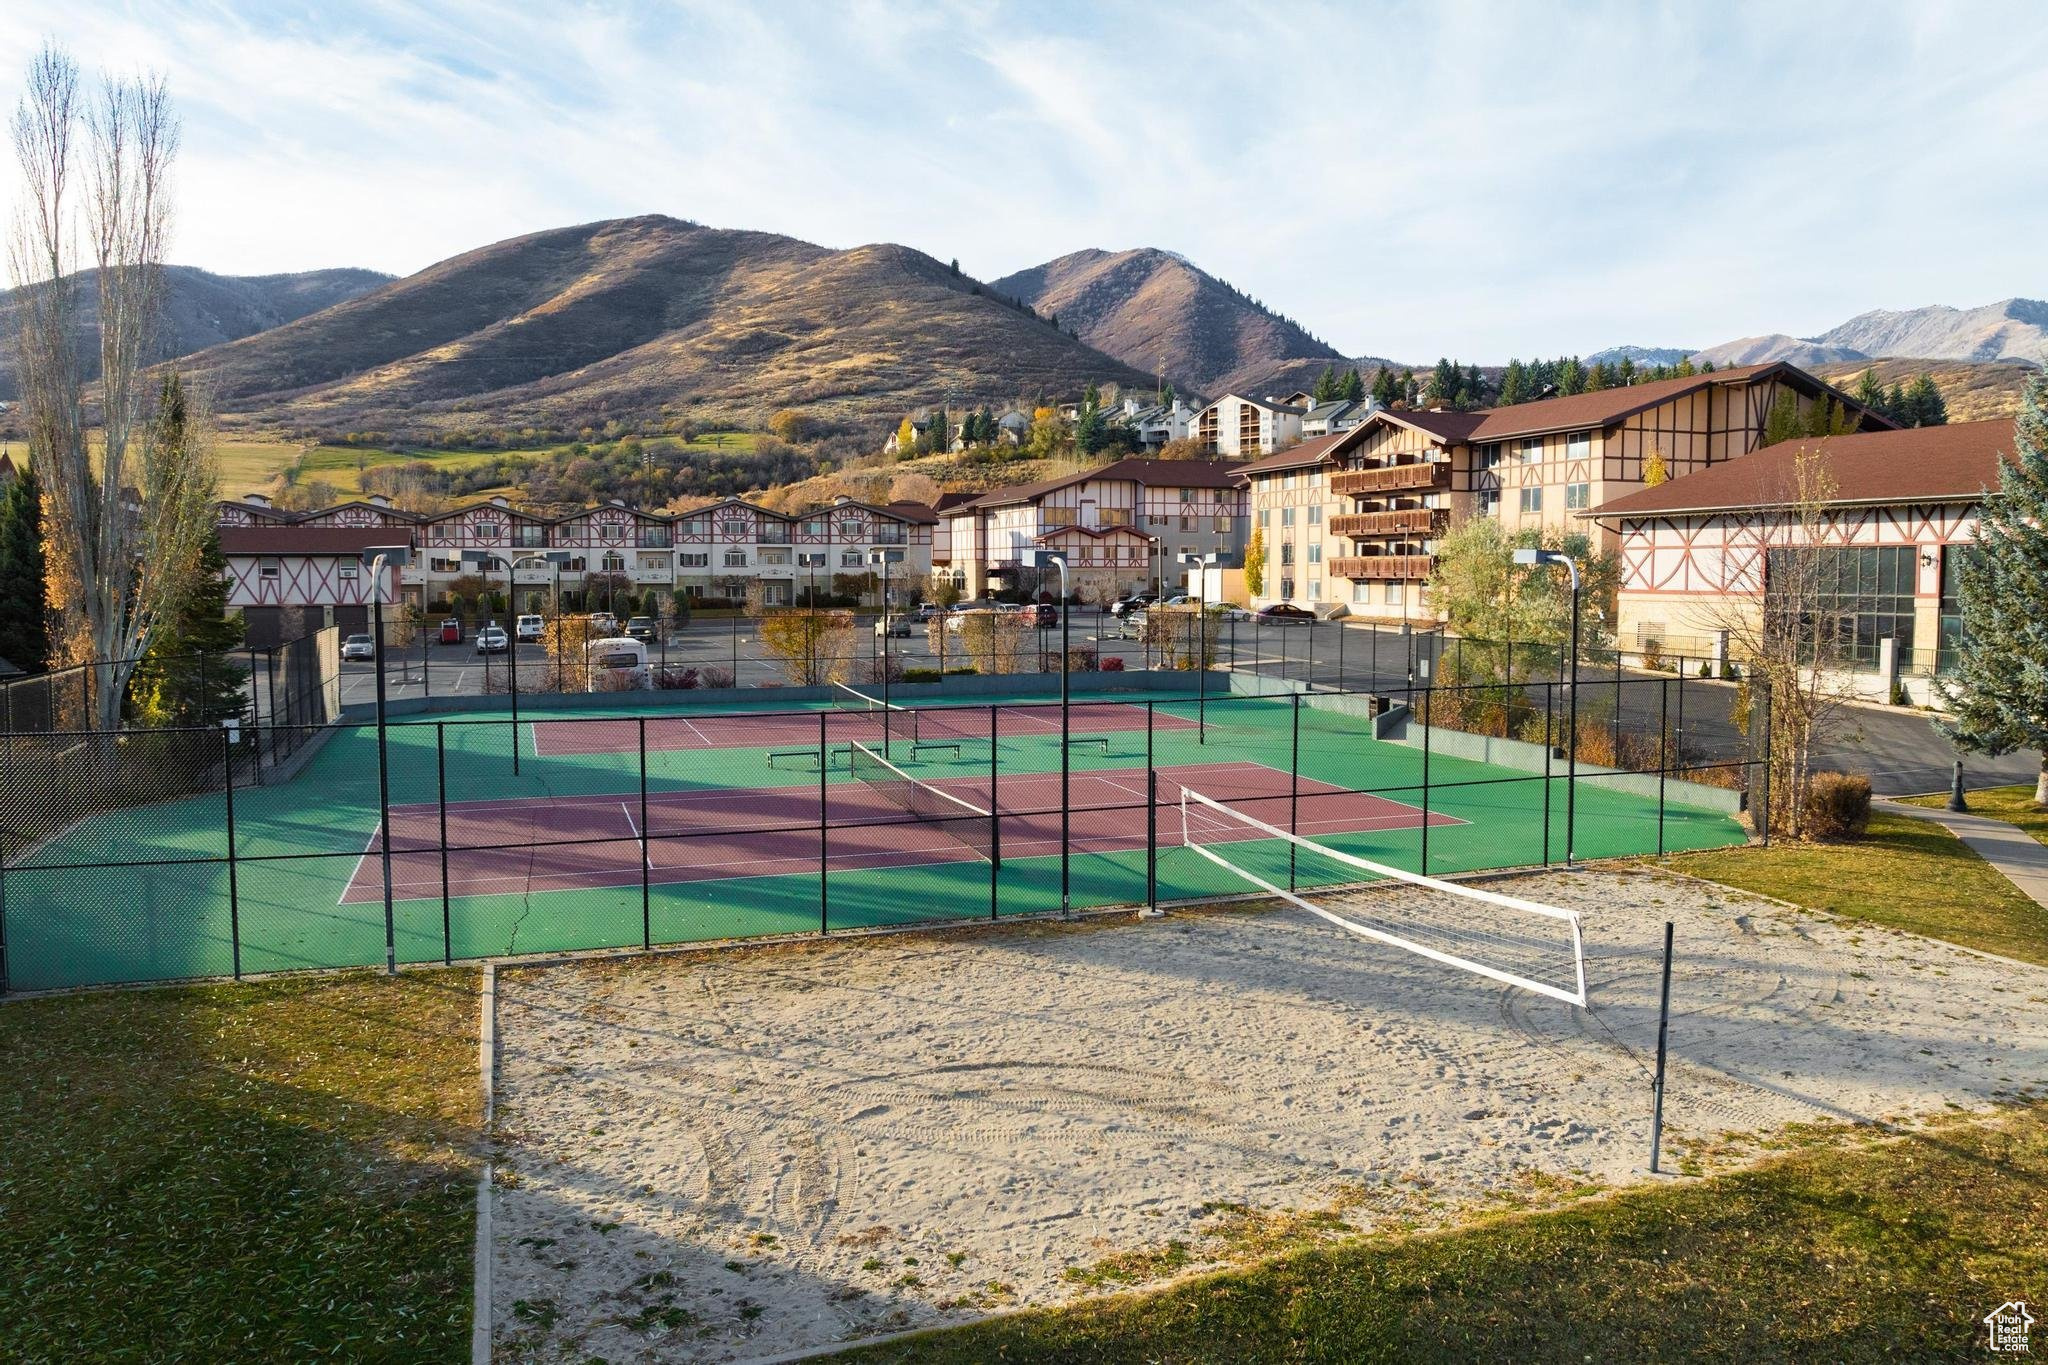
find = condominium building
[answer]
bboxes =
[1234,362,1891,621]
[938,457,1249,601]
[1189,393,1306,456]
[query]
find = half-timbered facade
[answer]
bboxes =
[942,458,1248,600]
[1233,362,1892,621]
[218,525,406,645]
[1587,420,2012,697]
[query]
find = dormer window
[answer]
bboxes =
[475,521,501,539]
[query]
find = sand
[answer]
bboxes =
[487,869,2048,1362]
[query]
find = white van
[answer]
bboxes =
[585,636,649,689]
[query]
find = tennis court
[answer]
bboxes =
[0,686,1752,992]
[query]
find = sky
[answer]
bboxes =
[2,0,2044,362]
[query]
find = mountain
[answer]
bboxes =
[1587,344,1694,367]
[991,247,1386,398]
[1690,334,1871,368]
[1814,298,2048,366]
[1810,358,2038,424]
[179,216,1152,439]
[0,264,391,400]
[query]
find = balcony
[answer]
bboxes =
[1333,555,1434,581]
[629,567,673,585]
[1330,509,1448,538]
[1329,464,1448,496]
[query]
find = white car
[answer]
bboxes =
[475,625,509,654]
[340,633,376,661]
[515,613,545,642]
[875,615,914,638]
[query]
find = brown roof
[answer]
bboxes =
[1589,420,2014,520]
[966,457,1246,509]
[1232,432,1348,478]
[1381,408,1489,441]
[220,526,409,556]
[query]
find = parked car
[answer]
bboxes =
[1030,603,1060,628]
[438,618,463,645]
[915,602,941,620]
[1116,607,1150,639]
[1253,603,1316,624]
[515,613,545,643]
[341,633,376,662]
[586,611,619,637]
[1108,593,1156,618]
[875,614,915,638]
[624,616,656,642]
[475,625,510,654]
[1216,605,1255,623]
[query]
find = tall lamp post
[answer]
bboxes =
[1028,550,1072,916]
[1180,551,1232,742]
[870,547,906,722]
[462,548,573,776]
[363,544,412,974]
[1514,547,1582,867]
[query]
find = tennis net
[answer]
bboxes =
[849,740,999,867]
[832,681,918,742]
[1178,786,1587,1006]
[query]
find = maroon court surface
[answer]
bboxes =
[340,759,1459,905]
[529,700,1196,756]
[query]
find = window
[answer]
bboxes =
[1566,430,1592,460]
[1939,545,1974,673]
[258,557,281,579]
[1352,581,1373,603]
[802,519,826,537]
[1179,488,1194,503]
[1385,583,1405,605]
[1257,509,1270,527]
[1279,577,1295,600]
[1308,580,1321,600]
[1281,507,1295,527]
[1280,543,1295,566]
[475,521,501,539]
[1519,487,1544,514]
[1478,442,1502,471]
[602,552,624,572]
[1566,482,1590,510]
[760,549,789,566]
[723,551,747,568]
[838,519,862,537]
[840,551,862,567]
[1283,473,1297,490]
[517,526,546,547]
[1307,505,1321,525]
[679,552,709,568]
[1308,544,1322,564]
[337,559,358,580]
[797,551,826,568]
[682,518,709,536]
[1179,516,1193,531]
[1519,438,1544,464]
[721,518,747,538]
[1766,545,1917,669]
[1478,490,1501,518]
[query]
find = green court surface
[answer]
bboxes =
[0,690,1748,992]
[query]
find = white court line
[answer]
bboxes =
[338,819,384,907]
[619,799,651,872]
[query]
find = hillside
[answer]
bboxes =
[1810,358,2038,424]
[991,248,1394,398]
[1816,298,2048,366]
[1692,334,1869,368]
[177,216,1152,440]
[0,264,390,399]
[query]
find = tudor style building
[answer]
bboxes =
[1234,362,1892,621]
[1585,419,2012,699]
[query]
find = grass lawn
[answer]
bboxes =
[0,969,482,1361]
[1667,809,2048,966]
[215,430,763,498]
[1903,783,2048,846]
[839,1101,2047,1362]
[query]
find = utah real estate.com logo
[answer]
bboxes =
[1986,1301,2035,1354]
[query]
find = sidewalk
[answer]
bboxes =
[1876,798,2048,911]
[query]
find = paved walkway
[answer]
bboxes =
[1877,798,2048,911]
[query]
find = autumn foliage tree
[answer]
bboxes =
[758,608,855,685]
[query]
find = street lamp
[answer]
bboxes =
[1027,549,1072,916]
[362,544,412,974]
[461,548,573,777]
[870,548,906,725]
[1514,546,1582,866]
[1180,551,1233,743]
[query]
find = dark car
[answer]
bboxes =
[1253,603,1316,624]
[625,616,656,642]
[1108,593,1156,619]
[1030,602,1060,628]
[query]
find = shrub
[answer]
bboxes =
[1641,641,1664,672]
[1100,656,1125,673]
[699,665,736,689]
[1064,645,1100,673]
[1699,661,1712,678]
[901,668,943,683]
[653,665,699,690]
[1802,771,1871,840]
[1890,679,1909,707]
[943,667,978,676]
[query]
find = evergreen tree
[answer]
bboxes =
[1617,357,1638,387]
[1311,366,1339,403]
[1339,367,1365,402]
[1906,373,1948,427]
[1586,362,1612,392]
[1762,391,1804,446]
[1556,357,1587,396]
[1463,362,1484,405]
[1426,358,1458,404]
[1371,366,1396,406]
[0,467,50,673]
[1853,368,1888,420]
[1938,375,2048,801]
[925,408,950,453]
[129,526,247,726]
[1498,359,1529,406]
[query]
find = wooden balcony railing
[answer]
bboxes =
[1329,508,1448,537]
[1329,464,1449,495]
[1332,555,1434,581]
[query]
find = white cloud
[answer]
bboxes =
[1,0,2042,359]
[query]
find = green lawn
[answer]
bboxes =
[1903,783,2048,845]
[838,1101,2048,1362]
[1668,809,2048,965]
[0,969,482,1360]
[215,431,764,497]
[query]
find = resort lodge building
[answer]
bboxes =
[1232,362,1893,623]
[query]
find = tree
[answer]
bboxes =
[1762,391,1804,447]
[894,417,917,457]
[758,607,855,685]
[1371,366,1397,406]
[8,46,212,724]
[1026,406,1069,460]
[1642,447,1670,487]
[1939,375,2048,800]
[1244,525,1266,598]
[1339,368,1365,402]
[1853,368,1887,419]
[0,466,51,673]
[1497,359,1530,407]
[1905,373,1948,427]
[1311,366,1339,402]
[126,525,247,727]
[768,409,817,443]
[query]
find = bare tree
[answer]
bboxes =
[8,44,202,725]
[1689,447,1860,838]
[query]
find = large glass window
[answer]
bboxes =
[1939,544,1974,674]
[1765,544,1916,668]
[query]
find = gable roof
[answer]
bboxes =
[220,525,408,556]
[965,457,1246,509]
[1464,362,1895,443]
[1231,432,1349,478]
[1589,419,2014,519]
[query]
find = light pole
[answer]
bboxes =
[1515,547,1582,866]
[363,544,412,974]
[1030,550,1072,916]
[462,548,572,776]
[870,547,906,726]
[1180,551,1232,742]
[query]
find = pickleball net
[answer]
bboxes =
[849,739,1000,867]
[1177,786,1587,1006]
